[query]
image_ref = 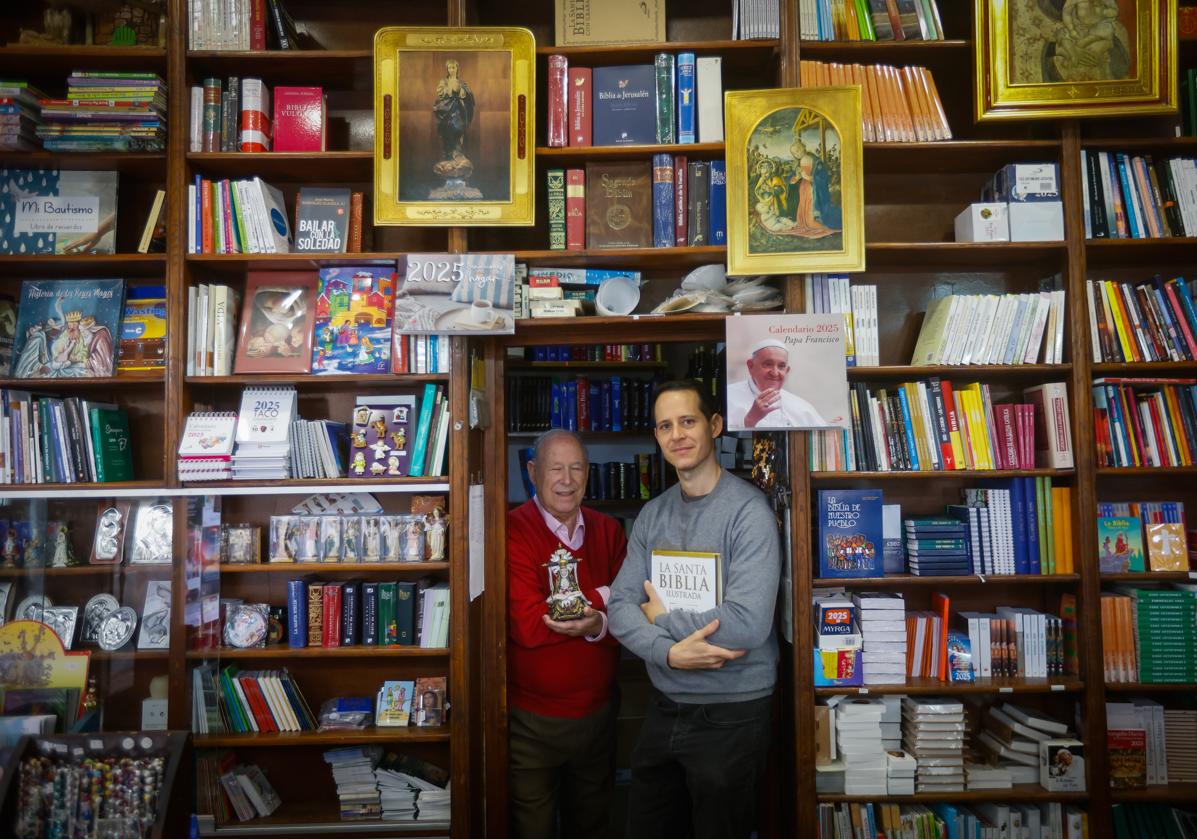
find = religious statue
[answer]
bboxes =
[2,528,19,568]
[543,547,590,621]
[430,58,483,200]
[404,517,424,562]
[424,507,447,562]
[48,523,74,568]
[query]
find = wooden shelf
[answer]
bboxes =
[183,477,449,489]
[215,561,449,575]
[511,312,728,345]
[813,677,1083,697]
[187,253,403,272]
[536,39,777,65]
[1096,466,1197,476]
[186,373,447,386]
[194,727,450,747]
[0,480,166,496]
[91,649,170,662]
[1105,682,1197,692]
[0,151,166,177]
[186,645,448,660]
[0,564,170,578]
[864,241,1066,267]
[1100,571,1197,582]
[812,574,1081,588]
[1081,136,1197,152]
[863,140,1063,174]
[535,142,724,161]
[506,430,651,438]
[847,364,1071,380]
[505,361,668,370]
[796,38,971,58]
[0,374,164,389]
[0,254,167,277]
[187,151,373,180]
[0,45,167,73]
[186,50,370,86]
[1092,361,1197,374]
[1109,783,1197,803]
[198,801,448,836]
[811,469,1073,481]
[817,785,1086,805]
[1085,237,1197,264]
[503,245,727,270]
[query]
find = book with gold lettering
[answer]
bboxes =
[585,161,651,249]
[649,549,721,613]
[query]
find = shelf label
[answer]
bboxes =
[1051,684,1065,692]
[858,688,869,695]
[999,686,1013,693]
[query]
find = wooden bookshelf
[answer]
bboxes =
[845,364,1071,380]
[186,646,449,659]
[194,728,451,748]
[535,142,725,161]
[812,574,1082,588]
[817,786,1087,805]
[1108,783,1197,803]
[813,677,1085,697]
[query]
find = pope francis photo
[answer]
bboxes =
[726,338,830,430]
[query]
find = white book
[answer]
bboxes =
[252,177,291,253]
[205,279,219,374]
[1051,289,1066,365]
[187,183,197,254]
[1023,293,1053,364]
[696,56,724,143]
[944,296,974,365]
[195,284,209,376]
[982,295,1012,365]
[955,295,986,366]
[189,85,203,152]
[1085,280,1102,361]
[968,295,1000,365]
[650,549,721,613]
[1003,294,1032,364]
[211,285,229,376]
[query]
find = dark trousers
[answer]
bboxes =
[508,697,618,839]
[627,692,772,839]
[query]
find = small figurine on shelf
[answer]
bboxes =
[404,517,424,562]
[362,517,382,562]
[48,522,75,568]
[2,526,20,568]
[381,517,402,562]
[543,547,590,621]
[82,676,99,712]
[424,507,447,561]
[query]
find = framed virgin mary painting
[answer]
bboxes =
[725,87,864,276]
[974,0,1177,121]
[374,27,535,226]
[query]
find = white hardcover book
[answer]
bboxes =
[696,56,724,143]
[253,177,291,253]
[185,285,197,377]
[650,549,721,613]
[211,286,229,377]
[1023,293,1053,364]
[195,284,209,376]
[205,278,219,375]
[189,85,203,152]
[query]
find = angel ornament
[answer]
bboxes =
[543,547,590,621]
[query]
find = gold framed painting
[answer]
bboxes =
[725,87,864,276]
[374,27,536,226]
[975,0,1177,121]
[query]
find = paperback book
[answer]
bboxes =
[312,267,395,374]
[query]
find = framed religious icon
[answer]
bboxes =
[974,0,1177,121]
[725,87,864,276]
[373,27,535,226]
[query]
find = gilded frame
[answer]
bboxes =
[373,27,535,226]
[974,0,1177,122]
[725,87,864,276]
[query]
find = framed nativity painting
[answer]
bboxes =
[374,27,535,226]
[725,87,864,276]
[974,0,1177,121]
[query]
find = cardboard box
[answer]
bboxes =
[954,203,1009,242]
[1008,201,1065,242]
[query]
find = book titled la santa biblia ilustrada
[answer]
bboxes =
[651,550,722,613]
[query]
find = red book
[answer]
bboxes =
[250,0,267,50]
[568,67,592,147]
[577,376,590,430]
[565,168,585,251]
[323,583,343,648]
[995,403,1017,470]
[238,673,277,733]
[1164,280,1197,358]
[930,593,950,682]
[272,86,325,152]
[673,155,688,245]
[238,78,271,152]
[547,55,568,148]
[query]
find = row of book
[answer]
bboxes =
[507,375,656,433]
[803,274,879,367]
[520,343,662,363]
[1112,804,1197,838]
[816,801,1086,839]
[0,81,43,151]
[0,392,132,485]
[193,664,315,735]
[1097,500,1192,574]
[187,0,301,50]
[286,579,450,650]
[1101,587,1196,685]
[1085,276,1197,364]
[799,0,946,42]
[190,78,324,153]
[1081,150,1197,239]
[585,456,663,503]
[733,0,781,39]
[546,53,724,147]
[1106,700,1197,788]
[799,60,950,144]
[911,290,1069,367]
[39,72,166,153]
[1091,377,1197,468]
[196,754,281,823]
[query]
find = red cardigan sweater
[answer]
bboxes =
[507,500,627,718]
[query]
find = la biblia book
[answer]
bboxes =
[650,549,721,613]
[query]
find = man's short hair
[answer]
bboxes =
[531,428,587,464]
[651,380,717,423]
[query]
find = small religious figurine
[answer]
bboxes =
[381,517,402,562]
[362,517,382,562]
[404,517,424,562]
[543,547,590,621]
[82,676,98,712]
[2,527,19,568]
[48,522,75,567]
[430,58,482,200]
[424,507,447,562]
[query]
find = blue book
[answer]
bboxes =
[361,582,379,646]
[652,153,675,248]
[565,381,577,431]
[518,447,536,498]
[532,346,548,362]
[1115,153,1142,238]
[0,169,119,254]
[287,580,308,649]
[407,383,438,477]
[708,160,727,246]
[1023,476,1040,574]
[894,387,921,471]
[529,268,644,286]
[600,381,611,431]
[592,65,657,146]
[817,489,883,578]
[341,581,360,647]
[12,279,126,380]
[611,376,623,432]
[676,52,696,144]
[550,381,563,428]
[1173,277,1197,343]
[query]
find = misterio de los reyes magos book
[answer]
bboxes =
[12,279,125,379]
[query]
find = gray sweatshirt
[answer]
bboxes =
[608,470,780,704]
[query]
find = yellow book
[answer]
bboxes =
[961,384,993,470]
[1103,280,1140,362]
[1060,485,1073,573]
[910,295,954,365]
[953,388,976,470]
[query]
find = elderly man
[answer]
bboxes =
[507,428,628,839]
[726,337,828,428]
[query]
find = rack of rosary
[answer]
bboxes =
[257,508,449,565]
[7,731,190,839]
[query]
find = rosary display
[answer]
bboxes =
[15,751,165,839]
[263,508,448,564]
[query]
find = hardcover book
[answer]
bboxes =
[585,161,651,249]
[546,55,568,147]
[233,271,317,375]
[565,169,585,251]
[117,287,167,372]
[311,266,394,374]
[546,168,566,250]
[89,407,133,481]
[818,489,883,577]
[676,52,696,144]
[651,153,675,248]
[686,161,709,246]
[12,279,125,379]
[708,160,727,245]
[295,187,350,253]
[1097,516,1145,573]
[654,53,675,144]
[553,0,665,46]
[650,549,721,613]
[592,65,656,146]
[0,169,118,255]
[568,67,592,146]
[272,87,324,152]
[376,679,415,726]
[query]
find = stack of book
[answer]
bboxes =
[191,78,326,153]
[803,274,878,367]
[886,749,916,796]
[521,342,661,363]
[955,478,1073,576]
[910,291,1067,367]
[514,268,640,319]
[799,0,945,42]
[817,803,1087,839]
[286,579,450,650]
[956,606,1067,680]
[1113,804,1197,838]
[855,592,906,685]
[905,606,947,681]
[187,0,301,50]
[0,82,44,151]
[977,704,1056,782]
[323,746,382,821]
[1092,377,1197,468]
[177,411,236,481]
[231,386,296,480]
[375,753,451,823]
[1102,587,1197,684]
[903,696,965,793]
[836,698,888,796]
[1086,276,1197,363]
[289,420,347,479]
[904,517,970,576]
[1164,709,1197,783]
[37,72,166,152]
[1081,150,1197,239]
[799,60,950,143]
[964,762,1012,791]
[0,393,133,485]
[1097,501,1189,573]
[1107,699,1167,786]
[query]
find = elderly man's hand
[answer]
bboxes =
[543,607,604,638]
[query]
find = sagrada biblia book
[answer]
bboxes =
[586,161,651,249]
[650,549,721,613]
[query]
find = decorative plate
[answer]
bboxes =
[15,594,53,622]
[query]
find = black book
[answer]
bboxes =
[222,77,239,152]
[341,581,360,647]
[1154,157,1186,237]
[266,0,301,49]
[687,161,709,246]
[1084,151,1108,237]
[396,581,416,646]
[361,582,379,646]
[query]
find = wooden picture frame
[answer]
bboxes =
[974,0,1178,121]
[373,26,536,226]
[233,272,317,375]
[725,87,864,276]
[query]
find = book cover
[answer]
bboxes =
[413,675,447,726]
[554,0,664,45]
[294,187,350,253]
[286,579,307,648]
[238,78,271,152]
[233,272,317,375]
[546,168,566,250]
[272,86,324,151]
[568,67,592,147]
[1145,522,1187,571]
[708,160,727,245]
[0,169,118,254]
[676,52,696,144]
[654,53,675,144]
[396,580,416,645]
[649,549,721,613]
[361,582,379,645]
[307,582,324,647]
[89,407,133,481]
[117,289,167,372]
[818,489,883,577]
[0,294,14,376]
[673,154,688,245]
[378,581,398,646]
[1107,729,1147,788]
[585,161,651,249]
[1097,516,1145,573]
[592,65,656,146]
[695,56,723,143]
[12,279,125,379]
[546,55,568,147]
[376,679,415,726]
[311,266,394,374]
[686,161,709,245]
[651,153,674,248]
[565,169,585,251]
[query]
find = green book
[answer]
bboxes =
[378,581,398,647]
[654,53,675,144]
[546,168,565,250]
[88,407,133,482]
[1039,477,1055,574]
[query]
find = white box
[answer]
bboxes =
[954,203,1010,242]
[1009,201,1065,242]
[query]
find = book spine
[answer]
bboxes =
[239,78,271,152]
[408,383,438,477]
[221,76,239,152]
[568,67,591,147]
[611,376,623,432]
[287,580,307,648]
[708,160,727,246]
[565,169,585,251]
[676,52,696,144]
[546,168,566,250]
[546,55,568,148]
[687,161,709,245]
[347,191,363,253]
[654,53,675,144]
[396,582,416,646]
[249,0,267,50]
[673,155,688,245]
[322,584,342,648]
[307,583,323,647]
[202,78,221,152]
[652,153,675,248]
[361,583,379,645]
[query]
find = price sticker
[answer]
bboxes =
[999,686,1013,694]
[1051,684,1065,692]
[859,688,869,695]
